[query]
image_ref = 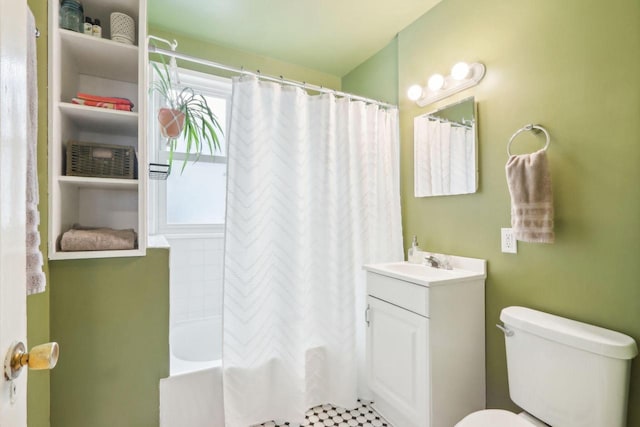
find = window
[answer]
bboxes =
[148,65,232,235]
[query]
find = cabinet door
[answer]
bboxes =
[366,296,429,426]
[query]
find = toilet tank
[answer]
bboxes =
[500,306,638,427]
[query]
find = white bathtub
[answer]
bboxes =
[170,316,222,375]
[160,316,225,427]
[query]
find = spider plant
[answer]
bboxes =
[150,59,224,172]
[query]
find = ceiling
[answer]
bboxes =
[147,0,442,77]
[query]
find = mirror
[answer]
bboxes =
[414,96,477,197]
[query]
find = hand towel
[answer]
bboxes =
[506,148,554,243]
[26,8,46,295]
[71,97,133,111]
[60,226,137,252]
[76,92,134,107]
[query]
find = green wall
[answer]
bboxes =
[341,36,398,105]
[149,25,341,89]
[343,0,640,425]
[49,250,170,427]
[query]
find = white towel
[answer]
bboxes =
[26,8,46,295]
[505,148,555,243]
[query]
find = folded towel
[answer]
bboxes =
[76,92,134,107]
[60,226,137,251]
[506,148,554,243]
[71,98,133,111]
[27,8,46,295]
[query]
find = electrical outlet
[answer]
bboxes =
[501,228,517,254]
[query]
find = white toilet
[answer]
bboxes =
[457,306,638,427]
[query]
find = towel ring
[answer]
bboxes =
[507,124,550,156]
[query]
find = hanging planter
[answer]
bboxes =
[149,59,223,171]
[157,107,185,138]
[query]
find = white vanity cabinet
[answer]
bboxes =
[364,257,486,427]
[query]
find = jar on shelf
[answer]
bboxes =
[59,0,84,33]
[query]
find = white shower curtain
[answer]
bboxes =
[223,76,403,427]
[414,116,475,197]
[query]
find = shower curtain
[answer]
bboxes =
[414,117,475,196]
[223,76,403,426]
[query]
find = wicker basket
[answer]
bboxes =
[110,12,135,44]
[66,141,135,179]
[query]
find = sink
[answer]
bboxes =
[363,261,484,287]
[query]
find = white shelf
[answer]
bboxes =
[60,29,139,83]
[50,248,145,261]
[59,102,138,136]
[58,175,138,190]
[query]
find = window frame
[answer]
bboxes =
[148,63,232,236]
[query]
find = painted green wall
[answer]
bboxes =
[27,0,50,425]
[343,0,640,425]
[341,36,398,105]
[49,250,170,427]
[149,25,341,89]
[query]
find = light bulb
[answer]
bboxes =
[407,85,423,101]
[427,74,445,91]
[451,62,470,80]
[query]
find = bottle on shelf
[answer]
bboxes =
[92,19,102,38]
[83,17,93,35]
[60,0,84,33]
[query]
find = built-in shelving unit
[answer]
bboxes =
[48,0,148,260]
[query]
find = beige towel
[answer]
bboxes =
[26,8,46,295]
[60,227,137,252]
[506,148,554,243]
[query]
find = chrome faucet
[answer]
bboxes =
[423,254,452,270]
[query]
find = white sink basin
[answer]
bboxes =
[364,261,484,287]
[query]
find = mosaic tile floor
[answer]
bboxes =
[253,400,391,427]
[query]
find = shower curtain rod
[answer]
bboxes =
[426,116,472,129]
[148,44,397,109]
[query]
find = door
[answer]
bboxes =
[366,296,429,427]
[0,0,29,424]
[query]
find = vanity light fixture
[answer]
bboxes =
[408,61,485,107]
[427,73,445,91]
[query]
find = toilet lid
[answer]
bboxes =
[456,410,537,427]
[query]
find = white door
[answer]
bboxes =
[366,296,429,427]
[0,0,29,424]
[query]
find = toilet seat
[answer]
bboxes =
[456,409,538,427]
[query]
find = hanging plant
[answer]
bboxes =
[149,59,224,171]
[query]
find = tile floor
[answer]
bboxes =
[253,400,390,427]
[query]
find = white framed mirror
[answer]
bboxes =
[414,96,478,197]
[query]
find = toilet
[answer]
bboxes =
[457,306,638,427]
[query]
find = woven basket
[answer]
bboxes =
[110,12,135,44]
[66,141,135,179]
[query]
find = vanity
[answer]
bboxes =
[363,255,486,427]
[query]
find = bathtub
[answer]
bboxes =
[160,316,225,427]
[170,316,222,375]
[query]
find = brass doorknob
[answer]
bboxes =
[4,342,59,380]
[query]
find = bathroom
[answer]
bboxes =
[4,0,639,426]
